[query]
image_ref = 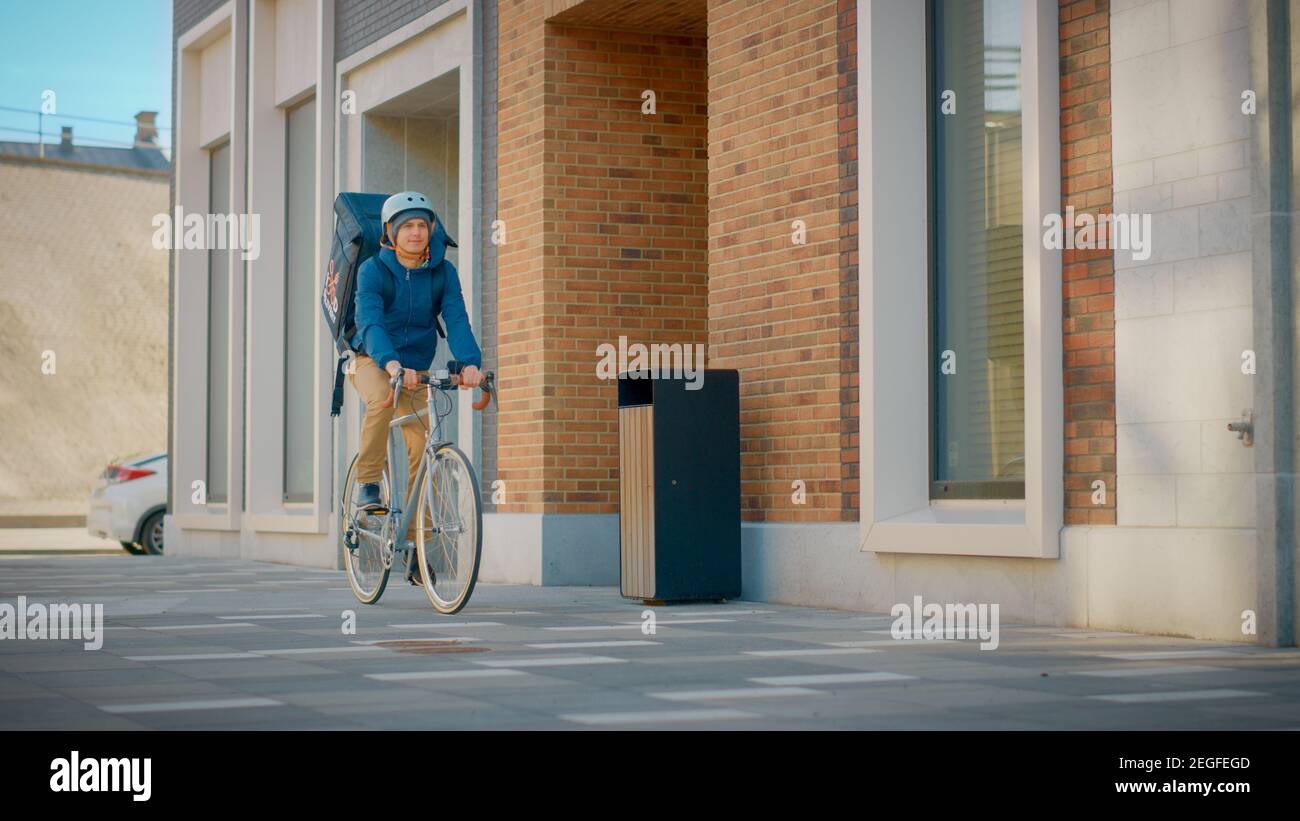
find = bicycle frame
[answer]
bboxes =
[379,381,454,561]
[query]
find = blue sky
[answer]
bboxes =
[0,0,172,153]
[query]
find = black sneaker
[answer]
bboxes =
[355,482,384,511]
[405,542,435,587]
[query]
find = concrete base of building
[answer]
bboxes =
[480,513,620,586]
[741,522,1257,643]
[163,515,338,569]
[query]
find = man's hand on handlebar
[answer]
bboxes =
[383,359,493,410]
[385,360,419,390]
[459,365,484,389]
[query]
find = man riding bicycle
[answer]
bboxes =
[348,191,483,586]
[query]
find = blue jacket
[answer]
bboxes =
[350,220,482,372]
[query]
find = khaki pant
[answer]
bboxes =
[349,355,432,542]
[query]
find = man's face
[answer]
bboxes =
[394,218,430,255]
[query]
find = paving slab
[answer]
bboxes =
[2,554,1299,730]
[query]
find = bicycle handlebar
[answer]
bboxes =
[388,363,495,412]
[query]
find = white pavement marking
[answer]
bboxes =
[219,614,325,620]
[649,687,825,701]
[254,646,387,655]
[1051,631,1138,639]
[744,648,879,657]
[473,655,627,668]
[124,653,264,661]
[387,621,504,629]
[367,669,527,682]
[560,709,757,725]
[463,610,542,616]
[543,619,732,631]
[253,580,336,585]
[99,697,284,714]
[523,640,661,649]
[1089,689,1264,704]
[862,629,989,639]
[1095,650,1247,661]
[749,672,916,686]
[1074,665,1225,678]
[822,639,953,647]
[234,606,317,612]
[138,623,260,630]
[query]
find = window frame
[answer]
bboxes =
[282,94,318,504]
[206,138,232,505]
[857,0,1062,558]
[171,2,244,532]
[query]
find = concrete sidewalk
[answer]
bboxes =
[1,555,1299,730]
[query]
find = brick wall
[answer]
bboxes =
[544,25,710,512]
[336,0,453,60]
[708,0,851,522]
[1059,0,1116,525]
[497,1,710,514]
[480,0,500,510]
[174,0,227,37]
[496,0,552,514]
[836,0,858,520]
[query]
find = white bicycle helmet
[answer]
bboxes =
[381,191,434,227]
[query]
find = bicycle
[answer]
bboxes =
[340,359,495,614]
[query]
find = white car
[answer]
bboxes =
[87,453,167,555]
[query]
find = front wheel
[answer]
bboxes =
[414,444,482,614]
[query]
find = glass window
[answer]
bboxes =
[929,0,1025,500]
[207,140,231,504]
[284,97,317,502]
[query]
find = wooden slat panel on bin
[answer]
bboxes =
[619,405,654,598]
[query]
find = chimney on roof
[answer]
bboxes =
[60,126,72,148]
[134,111,159,148]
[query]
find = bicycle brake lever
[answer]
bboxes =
[471,373,495,411]
[388,369,403,408]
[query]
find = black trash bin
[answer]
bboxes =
[617,369,740,602]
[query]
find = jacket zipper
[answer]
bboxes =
[402,267,413,355]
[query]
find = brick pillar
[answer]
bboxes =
[497,0,549,514]
[708,0,852,522]
[544,24,709,512]
[496,2,709,516]
[1059,0,1116,525]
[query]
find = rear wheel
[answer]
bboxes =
[138,511,165,555]
[341,454,391,604]
[414,444,482,614]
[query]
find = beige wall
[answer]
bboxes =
[0,159,169,516]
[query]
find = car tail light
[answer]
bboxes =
[104,465,156,484]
